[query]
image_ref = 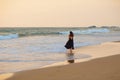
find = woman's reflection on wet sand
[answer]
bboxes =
[66,53,74,63]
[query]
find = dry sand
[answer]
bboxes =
[0,41,120,80]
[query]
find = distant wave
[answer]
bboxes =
[0,33,19,40]
[0,28,110,40]
[59,28,109,34]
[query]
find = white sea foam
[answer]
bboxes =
[59,28,109,34]
[0,34,19,40]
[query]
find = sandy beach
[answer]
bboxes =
[0,41,120,80]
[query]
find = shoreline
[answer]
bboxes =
[41,41,120,68]
[0,41,120,80]
[1,55,120,80]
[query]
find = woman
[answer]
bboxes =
[65,31,74,63]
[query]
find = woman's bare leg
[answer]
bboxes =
[70,48,72,54]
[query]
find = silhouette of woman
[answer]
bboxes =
[65,31,74,63]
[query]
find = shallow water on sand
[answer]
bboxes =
[0,27,120,74]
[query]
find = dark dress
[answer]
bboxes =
[65,38,74,49]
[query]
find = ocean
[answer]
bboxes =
[0,27,120,74]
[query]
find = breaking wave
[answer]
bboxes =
[0,33,19,40]
[59,28,109,34]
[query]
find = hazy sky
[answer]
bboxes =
[0,0,120,27]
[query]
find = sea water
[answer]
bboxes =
[0,27,120,74]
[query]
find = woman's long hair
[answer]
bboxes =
[69,31,74,37]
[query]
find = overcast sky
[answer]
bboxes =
[0,0,120,27]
